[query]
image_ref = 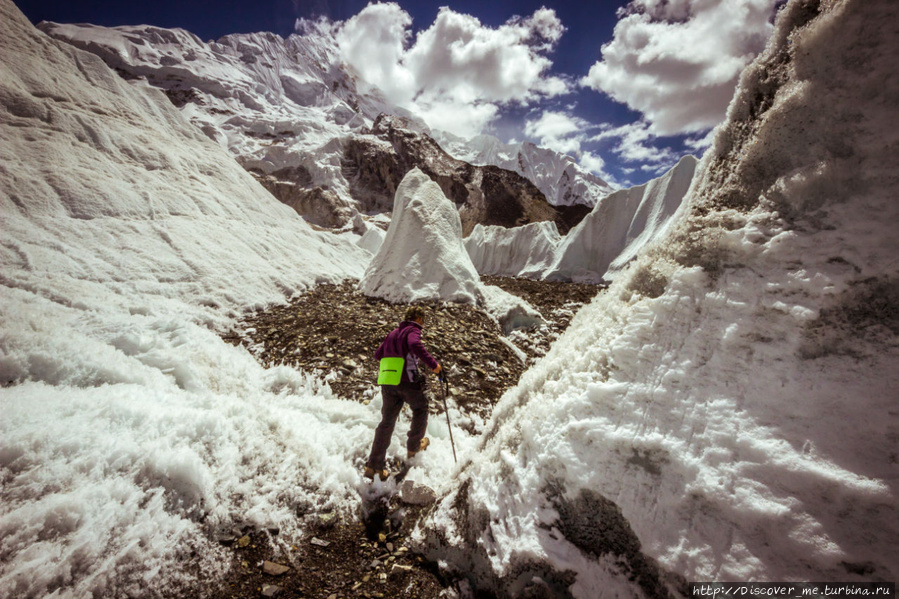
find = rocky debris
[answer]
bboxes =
[222,277,602,419]
[263,561,291,576]
[399,480,437,506]
[249,165,353,228]
[207,513,445,599]
[482,275,605,358]
[342,114,578,235]
[389,564,414,580]
[209,276,603,598]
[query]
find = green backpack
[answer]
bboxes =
[377,356,405,386]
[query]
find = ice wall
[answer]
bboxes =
[544,155,697,283]
[420,0,899,595]
[464,221,562,279]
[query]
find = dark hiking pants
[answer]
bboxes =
[366,384,428,470]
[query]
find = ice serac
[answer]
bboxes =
[0,1,369,596]
[421,0,899,595]
[464,221,562,279]
[544,155,698,283]
[359,169,543,332]
[360,168,483,304]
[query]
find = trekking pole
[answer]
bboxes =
[438,372,457,464]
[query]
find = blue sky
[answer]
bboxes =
[16,0,781,187]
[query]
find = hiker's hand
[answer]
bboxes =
[433,363,442,375]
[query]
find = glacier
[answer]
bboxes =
[1,0,897,596]
[419,0,899,594]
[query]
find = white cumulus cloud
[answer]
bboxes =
[592,121,679,168]
[581,0,780,135]
[524,110,588,154]
[332,2,569,137]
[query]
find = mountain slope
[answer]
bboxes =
[434,130,615,209]
[420,0,899,594]
[41,21,585,233]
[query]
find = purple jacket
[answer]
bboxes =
[375,321,438,384]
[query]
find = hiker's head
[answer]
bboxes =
[404,305,425,325]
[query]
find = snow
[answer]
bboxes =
[37,18,421,219]
[462,157,695,283]
[421,0,899,594]
[0,3,472,595]
[544,154,698,283]
[464,221,561,279]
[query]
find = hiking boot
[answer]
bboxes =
[364,466,389,481]
[408,437,430,460]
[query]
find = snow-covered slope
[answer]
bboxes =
[37,19,416,227]
[544,155,698,283]
[40,22,583,232]
[0,2,395,595]
[464,221,562,279]
[434,131,615,207]
[421,0,899,595]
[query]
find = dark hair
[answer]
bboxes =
[404,305,425,322]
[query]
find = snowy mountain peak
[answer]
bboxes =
[433,129,616,208]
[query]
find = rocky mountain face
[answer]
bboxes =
[433,130,615,208]
[40,21,593,234]
[344,115,576,235]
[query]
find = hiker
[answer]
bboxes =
[364,306,442,480]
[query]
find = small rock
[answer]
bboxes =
[342,359,358,370]
[261,584,282,597]
[385,542,394,552]
[237,535,251,548]
[310,537,331,547]
[389,564,413,580]
[328,594,337,599]
[263,561,290,576]
[317,512,337,529]
[368,559,382,570]
[399,480,437,506]
[378,533,387,543]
